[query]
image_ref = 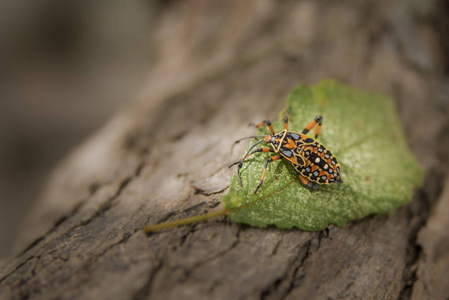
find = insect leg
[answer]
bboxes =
[256,120,275,135]
[298,174,319,190]
[254,155,280,194]
[229,147,274,187]
[243,147,274,160]
[283,107,291,130]
[302,115,323,138]
[228,147,273,169]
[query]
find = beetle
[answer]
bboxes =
[229,111,343,194]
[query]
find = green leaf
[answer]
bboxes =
[221,80,424,230]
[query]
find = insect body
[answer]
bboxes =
[229,112,342,194]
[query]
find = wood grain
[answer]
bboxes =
[1,1,448,299]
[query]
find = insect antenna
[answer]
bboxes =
[229,139,265,187]
[230,135,267,154]
[242,139,265,160]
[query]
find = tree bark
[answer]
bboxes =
[1,1,449,299]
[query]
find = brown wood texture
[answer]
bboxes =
[1,1,449,299]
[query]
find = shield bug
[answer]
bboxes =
[229,111,343,194]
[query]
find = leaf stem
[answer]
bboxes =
[143,179,300,233]
[143,208,229,233]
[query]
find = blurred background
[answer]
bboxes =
[1,0,449,260]
[1,1,449,299]
[0,0,158,257]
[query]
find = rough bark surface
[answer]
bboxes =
[1,1,449,299]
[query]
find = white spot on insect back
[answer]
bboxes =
[324,164,328,169]
[315,158,320,163]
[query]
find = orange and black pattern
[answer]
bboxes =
[230,112,343,194]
